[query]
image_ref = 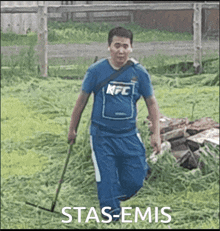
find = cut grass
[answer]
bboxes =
[1,148,48,179]
[1,96,64,142]
[1,23,219,228]
[1,77,219,229]
[2,53,219,89]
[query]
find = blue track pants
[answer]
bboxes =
[90,133,149,220]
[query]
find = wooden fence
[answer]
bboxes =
[1,2,219,76]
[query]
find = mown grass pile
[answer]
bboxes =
[2,76,219,229]
[1,22,219,229]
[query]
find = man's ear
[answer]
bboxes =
[108,47,110,51]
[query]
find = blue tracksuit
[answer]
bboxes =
[82,58,153,220]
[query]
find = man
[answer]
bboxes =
[68,27,161,221]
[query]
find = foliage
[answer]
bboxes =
[1,23,219,229]
[1,38,38,87]
[153,86,219,122]
[47,21,192,44]
[1,30,37,46]
[1,22,192,46]
[1,46,219,89]
[1,75,219,229]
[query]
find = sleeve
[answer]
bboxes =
[138,65,154,98]
[81,69,96,94]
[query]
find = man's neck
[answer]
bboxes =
[108,58,128,70]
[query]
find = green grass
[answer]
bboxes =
[155,86,219,122]
[1,21,192,46]
[1,75,219,229]
[1,46,219,88]
[1,23,219,228]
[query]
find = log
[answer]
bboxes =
[170,137,187,148]
[160,117,189,134]
[147,115,189,135]
[182,151,200,170]
[187,140,200,151]
[161,128,186,142]
[186,117,219,136]
[171,143,190,160]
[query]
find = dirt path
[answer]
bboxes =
[1,40,219,61]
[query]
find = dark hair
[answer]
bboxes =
[108,27,133,46]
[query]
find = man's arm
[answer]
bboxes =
[68,90,90,145]
[144,95,161,153]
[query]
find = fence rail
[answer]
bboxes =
[1,2,219,76]
[1,3,219,14]
[1,6,38,13]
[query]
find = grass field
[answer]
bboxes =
[1,21,193,46]
[1,22,219,229]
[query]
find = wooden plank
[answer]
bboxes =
[1,3,218,14]
[19,2,25,34]
[2,2,11,32]
[204,138,219,146]
[171,143,190,160]
[9,1,17,33]
[161,128,186,142]
[187,128,219,145]
[1,6,38,13]
[47,3,195,14]
[202,3,220,9]
[187,140,200,151]
[30,2,38,33]
[170,137,187,148]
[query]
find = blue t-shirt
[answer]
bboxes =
[82,58,153,137]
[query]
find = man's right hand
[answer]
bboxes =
[68,131,77,145]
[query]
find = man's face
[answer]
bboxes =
[108,36,132,68]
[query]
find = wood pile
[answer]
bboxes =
[145,114,219,169]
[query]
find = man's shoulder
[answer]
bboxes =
[88,58,108,72]
[130,58,139,65]
[130,58,149,75]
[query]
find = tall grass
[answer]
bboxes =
[1,22,193,46]
[1,37,38,87]
[1,21,217,88]
[1,31,37,46]
[2,48,219,88]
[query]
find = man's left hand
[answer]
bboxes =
[151,133,161,154]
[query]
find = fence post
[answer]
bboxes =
[86,1,94,23]
[37,1,48,77]
[130,10,134,23]
[193,3,202,74]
